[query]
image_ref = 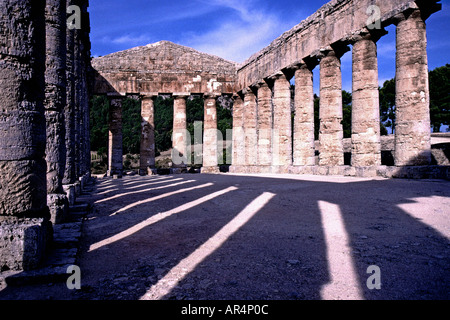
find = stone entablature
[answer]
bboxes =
[236,0,441,91]
[92,41,237,96]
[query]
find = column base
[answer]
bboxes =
[201,166,221,174]
[62,184,76,206]
[228,165,450,180]
[170,167,187,174]
[107,170,123,179]
[47,194,69,225]
[139,167,157,176]
[0,217,52,271]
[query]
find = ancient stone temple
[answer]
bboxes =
[0,0,445,272]
[92,40,237,175]
[231,0,442,178]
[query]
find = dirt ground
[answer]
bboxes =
[0,173,448,300]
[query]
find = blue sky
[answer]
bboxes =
[89,0,449,92]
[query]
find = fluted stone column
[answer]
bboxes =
[319,48,345,166]
[62,0,77,204]
[0,0,52,271]
[351,32,382,167]
[231,94,245,168]
[172,95,188,170]
[293,64,316,166]
[243,89,258,167]
[64,0,76,186]
[395,9,431,166]
[257,82,273,166]
[45,0,69,224]
[272,73,292,168]
[108,95,123,177]
[140,95,157,175]
[202,94,220,173]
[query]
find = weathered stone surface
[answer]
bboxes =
[293,64,315,166]
[319,49,344,166]
[0,218,52,271]
[351,34,381,167]
[203,95,219,169]
[231,94,245,167]
[140,95,156,174]
[108,96,123,177]
[45,0,66,193]
[47,194,69,225]
[243,90,258,166]
[63,0,76,185]
[172,95,188,168]
[0,1,47,219]
[92,41,237,96]
[0,1,46,162]
[272,74,292,166]
[257,83,273,166]
[394,9,431,166]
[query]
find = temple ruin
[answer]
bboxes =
[0,0,446,272]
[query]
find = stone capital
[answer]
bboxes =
[232,92,244,101]
[203,92,221,99]
[345,27,388,44]
[140,92,159,99]
[267,71,287,81]
[253,79,270,90]
[172,92,190,98]
[241,86,257,96]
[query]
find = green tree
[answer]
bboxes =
[342,90,352,139]
[312,91,352,139]
[379,78,396,134]
[121,97,141,155]
[89,95,109,155]
[154,96,174,155]
[429,64,450,132]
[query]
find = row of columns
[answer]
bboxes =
[232,8,431,171]
[106,93,222,177]
[0,0,92,271]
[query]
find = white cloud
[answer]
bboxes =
[184,1,303,63]
[111,34,153,46]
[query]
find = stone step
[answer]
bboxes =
[1,265,73,287]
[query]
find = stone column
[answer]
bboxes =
[319,48,345,166]
[202,94,220,173]
[45,0,69,224]
[394,9,431,166]
[272,73,292,168]
[73,28,82,180]
[108,95,124,178]
[172,94,189,171]
[63,0,77,204]
[231,94,245,167]
[257,82,273,166]
[351,32,382,167]
[0,0,52,271]
[140,94,157,175]
[64,0,76,186]
[243,89,258,167]
[293,63,316,166]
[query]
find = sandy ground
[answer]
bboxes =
[0,173,449,300]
